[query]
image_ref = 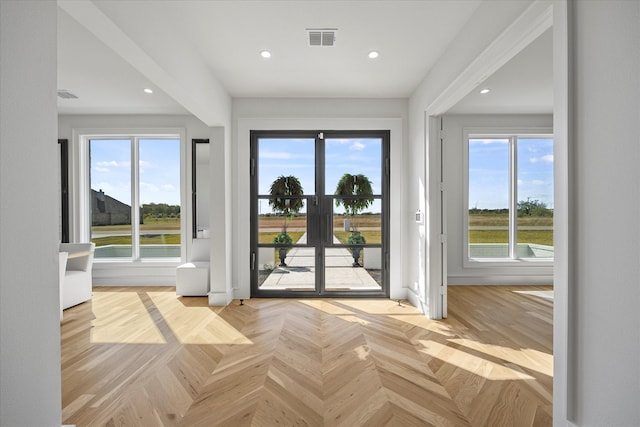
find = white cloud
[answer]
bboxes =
[350,141,365,151]
[140,182,159,192]
[96,160,118,168]
[96,160,123,167]
[530,154,554,164]
[95,167,110,173]
[532,180,546,185]
[161,184,176,191]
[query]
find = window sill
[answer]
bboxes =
[93,258,182,267]
[464,257,553,269]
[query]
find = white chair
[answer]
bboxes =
[59,243,95,313]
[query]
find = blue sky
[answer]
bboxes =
[469,137,554,210]
[90,138,181,206]
[257,137,383,215]
[90,136,552,213]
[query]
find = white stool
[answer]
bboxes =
[176,262,210,296]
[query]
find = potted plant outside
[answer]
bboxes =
[334,173,374,267]
[272,232,293,266]
[269,175,304,267]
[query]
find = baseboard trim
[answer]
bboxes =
[208,291,233,307]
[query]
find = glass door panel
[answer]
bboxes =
[516,138,554,258]
[258,245,316,291]
[257,198,308,247]
[468,138,510,258]
[90,139,132,258]
[324,135,384,292]
[324,198,383,291]
[139,138,181,258]
[255,135,316,293]
[257,197,314,291]
[325,137,382,196]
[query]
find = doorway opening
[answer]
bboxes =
[250,130,390,297]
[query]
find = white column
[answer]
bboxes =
[565,1,640,425]
[0,1,62,425]
[208,126,233,305]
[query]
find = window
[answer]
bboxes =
[467,133,553,260]
[88,136,182,260]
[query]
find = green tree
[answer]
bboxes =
[141,203,180,219]
[517,198,553,217]
[334,173,374,230]
[269,175,304,234]
[334,173,373,267]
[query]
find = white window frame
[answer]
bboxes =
[463,127,554,268]
[72,128,187,264]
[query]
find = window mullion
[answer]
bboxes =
[509,136,518,259]
[131,138,140,261]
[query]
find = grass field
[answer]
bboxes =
[333,230,381,245]
[258,231,305,245]
[92,213,553,248]
[469,214,553,227]
[91,218,180,246]
[258,214,381,230]
[469,230,553,246]
[468,213,553,246]
[92,234,181,246]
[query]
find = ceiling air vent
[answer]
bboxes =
[57,90,78,99]
[307,29,336,47]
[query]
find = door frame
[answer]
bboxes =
[249,129,390,298]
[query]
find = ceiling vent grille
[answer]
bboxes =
[307,29,336,47]
[57,90,78,99]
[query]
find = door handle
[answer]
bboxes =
[325,214,332,244]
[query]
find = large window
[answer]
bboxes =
[89,136,181,260]
[467,133,553,260]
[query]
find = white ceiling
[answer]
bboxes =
[448,27,553,114]
[57,0,552,117]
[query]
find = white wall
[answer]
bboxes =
[407,1,534,315]
[442,114,553,285]
[0,2,61,425]
[232,98,408,300]
[567,1,640,424]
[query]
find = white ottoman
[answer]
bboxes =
[176,262,210,296]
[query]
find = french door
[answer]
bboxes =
[250,130,389,297]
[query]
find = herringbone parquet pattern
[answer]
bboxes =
[61,286,552,426]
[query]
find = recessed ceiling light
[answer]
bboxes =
[368,50,379,59]
[143,88,153,94]
[479,88,491,94]
[260,50,271,59]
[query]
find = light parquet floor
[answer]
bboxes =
[61,286,553,426]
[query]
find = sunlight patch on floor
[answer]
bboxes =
[91,291,166,344]
[418,340,536,381]
[148,292,253,345]
[513,289,554,300]
[448,338,553,377]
